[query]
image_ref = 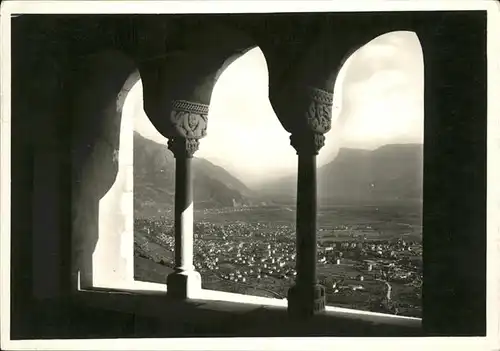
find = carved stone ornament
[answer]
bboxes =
[305,86,333,134]
[168,137,200,158]
[170,100,209,139]
[290,132,326,156]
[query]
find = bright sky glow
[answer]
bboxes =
[131,31,424,187]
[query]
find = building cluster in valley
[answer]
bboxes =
[134,216,422,316]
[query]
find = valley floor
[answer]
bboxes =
[134,204,423,318]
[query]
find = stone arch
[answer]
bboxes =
[131,44,264,143]
[135,22,270,140]
[324,30,424,155]
[71,49,146,290]
[266,27,424,143]
[71,28,273,291]
[335,31,423,114]
[192,46,303,298]
[127,41,269,180]
[319,30,425,310]
[129,44,276,287]
[214,46,260,83]
[129,45,266,187]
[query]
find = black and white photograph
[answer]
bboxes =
[1,1,499,350]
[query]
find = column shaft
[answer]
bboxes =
[295,154,318,286]
[287,132,326,318]
[174,156,194,272]
[166,138,202,299]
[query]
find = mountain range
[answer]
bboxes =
[257,144,423,204]
[133,132,423,218]
[133,132,252,218]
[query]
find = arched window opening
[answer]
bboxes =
[88,71,137,288]
[130,47,299,302]
[320,31,424,318]
[193,47,297,300]
[72,51,165,292]
[127,79,177,285]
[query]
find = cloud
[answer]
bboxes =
[324,31,424,153]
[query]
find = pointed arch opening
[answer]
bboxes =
[71,50,166,292]
[319,31,424,318]
[130,46,299,305]
[191,46,297,302]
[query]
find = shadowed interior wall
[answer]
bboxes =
[11,16,75,337]
[71,51,139,290]
[418,12,487,335]
[10,17,140,338]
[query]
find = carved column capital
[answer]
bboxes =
[290,132,326,156]
[288,87,332,156]
[170,99,209,139]
[167,137,200,158]
[305,86,333,134]
[167,99,209,158]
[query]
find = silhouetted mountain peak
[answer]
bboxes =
[133,132,251,217]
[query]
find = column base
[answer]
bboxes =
[166,269,202,299]
[287,283,326,319]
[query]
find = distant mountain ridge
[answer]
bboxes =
[258,143,423,204]
[134,132,423,216]
[133,132,252,217]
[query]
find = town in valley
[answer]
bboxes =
[134,203,422,318]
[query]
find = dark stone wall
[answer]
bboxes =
[11,16,62,338]
[418,12,487,336]
[10,15,138,339]
[70,50,138,289]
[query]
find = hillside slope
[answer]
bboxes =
[133,132,251,217]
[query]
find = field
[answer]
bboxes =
[194,203,422,242]
[195,205,296,224]
[317,260,421,317]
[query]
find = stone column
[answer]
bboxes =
[166,100,209,299]
[287,87,333,318]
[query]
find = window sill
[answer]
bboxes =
[72,285,422,336]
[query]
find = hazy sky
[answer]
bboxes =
[131,31,424,186]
